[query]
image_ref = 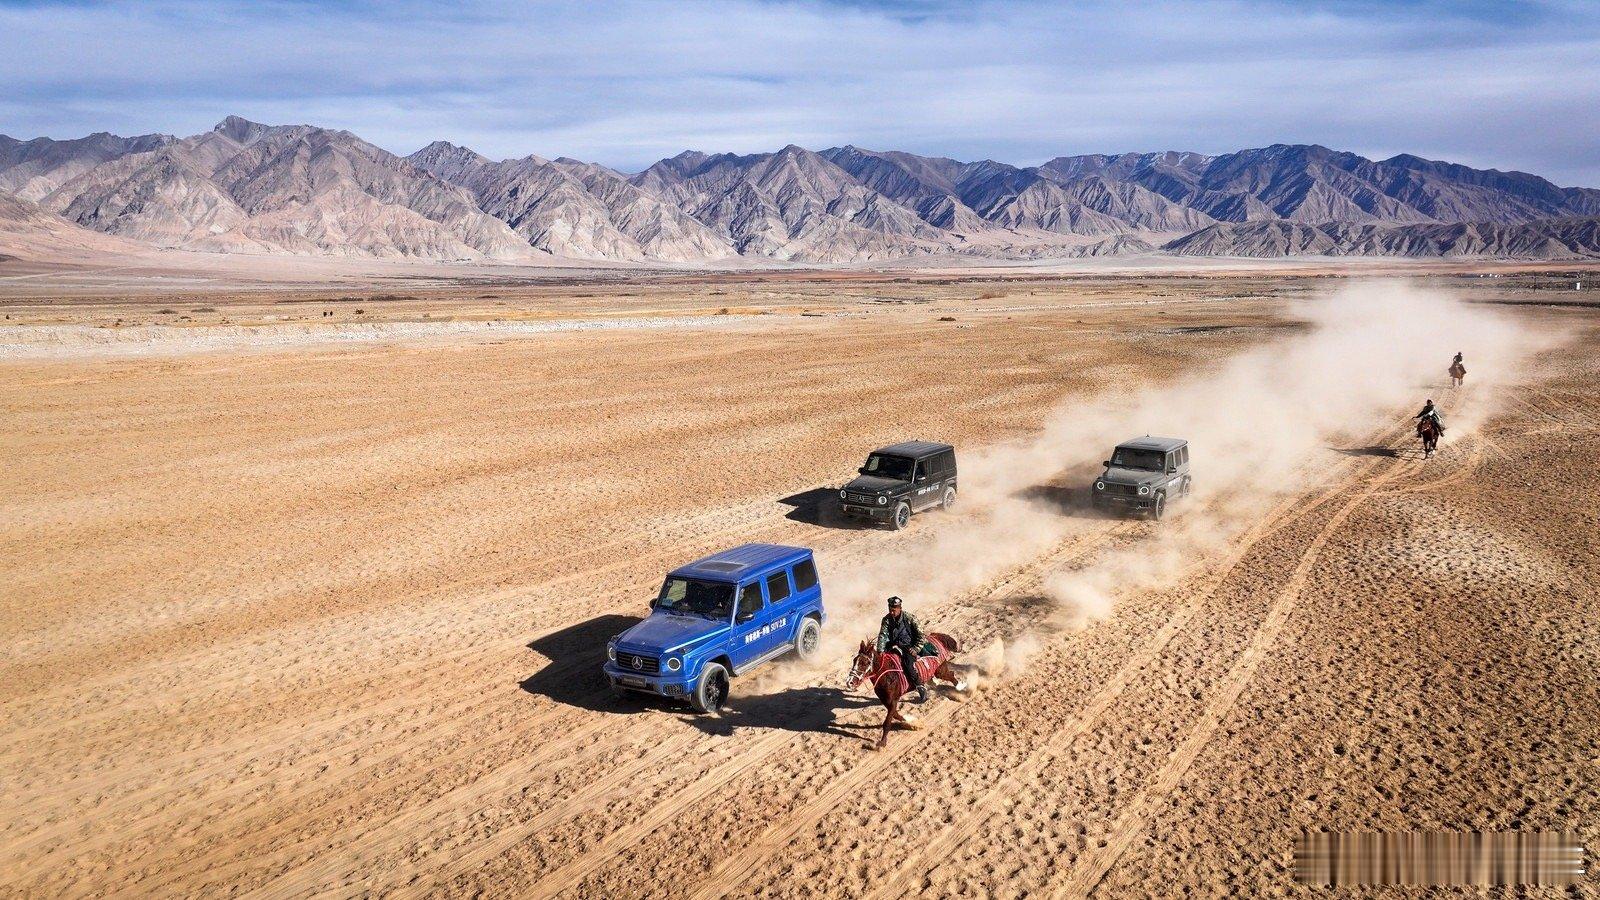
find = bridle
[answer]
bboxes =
[845,651,869,689]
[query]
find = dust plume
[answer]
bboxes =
[811,279,1554,673]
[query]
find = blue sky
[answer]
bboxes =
[2,0,1597,185]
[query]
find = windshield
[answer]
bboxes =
[1111,447,1166,471]
[862,454,914,481]
[655,578,733,618]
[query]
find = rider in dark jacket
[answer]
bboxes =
[875,596,924,690]
[1414,399,1445,434]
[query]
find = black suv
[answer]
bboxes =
[839,441,957,530]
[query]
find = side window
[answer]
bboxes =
[765,572,791,604]
[1165,451,1176,471]
[793,559,818,592]
[942,450,956,476]
[1179,447,1189,466]
[914,459,929,481]
[738,582,764,619]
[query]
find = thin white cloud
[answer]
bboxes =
[1,0,1596,184]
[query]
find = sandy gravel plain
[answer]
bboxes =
[2,264,1598,897]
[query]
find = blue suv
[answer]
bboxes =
[605,544,826,712]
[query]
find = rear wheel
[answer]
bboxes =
[891,501,911,530]
[941,486,957,510]
[690,663,729,713]
[793,617,821,662]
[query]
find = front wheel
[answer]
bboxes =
[1150,492,1166,522]
[890,501,911,531]
[793,617,821,662]
[690,663,729,713]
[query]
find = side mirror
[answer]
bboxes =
[1102,460,1112,468]
[858,466,871,475]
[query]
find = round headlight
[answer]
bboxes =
[839,489,847,499]
[1095,481,1105,491]
[606,643,617,662]
[877,495,888,506]
[666,657,682,672]
[1137,484,1151,496]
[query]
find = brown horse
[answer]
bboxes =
[846,633,966,750]
[1417,416,1441,458]
[1449,361,1466,387]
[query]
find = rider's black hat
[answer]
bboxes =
[886,595,903,609]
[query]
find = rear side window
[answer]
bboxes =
[793,559,818,591]
[1179,447,1189,466]
[765,571,791,603]
[738,582,764,618]
[941,450,956,475]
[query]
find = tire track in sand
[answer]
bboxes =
[1046,454,1418,899]
[856,456,1383,900]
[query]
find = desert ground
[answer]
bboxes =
[2,265,1598,897]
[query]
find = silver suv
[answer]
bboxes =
[1091,437,1190,521]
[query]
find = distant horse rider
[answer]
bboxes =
[1414,398,1445,436]
[876,596,925,696]
[1453,351,1464,367]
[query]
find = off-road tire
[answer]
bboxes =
[690,663,729,713]
[1150,492,1166,522]
[793,617,822,662]
[941,486,957,510]
[891,501,911,531]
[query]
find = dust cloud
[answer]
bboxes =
[811,279,1555,675]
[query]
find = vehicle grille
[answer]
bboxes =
[617,652,660,674]
[844,492,878,505]
[1103,483,1139,496]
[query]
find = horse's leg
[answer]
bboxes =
[876,687,893,749]
[935,661,968,692]
[889,681,919,729]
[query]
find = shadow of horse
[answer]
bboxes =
[519,613,640,713]
[777,487,859,529]
[677,684,875,739]
[1332,445,1400,458]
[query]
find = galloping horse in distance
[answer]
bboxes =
[1417,415,1442,458]
[846,632,966,749]
[1449,360,1467,387]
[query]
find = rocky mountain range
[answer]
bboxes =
[2,116,1598,263]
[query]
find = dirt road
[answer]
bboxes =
[2,273,1597,897]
